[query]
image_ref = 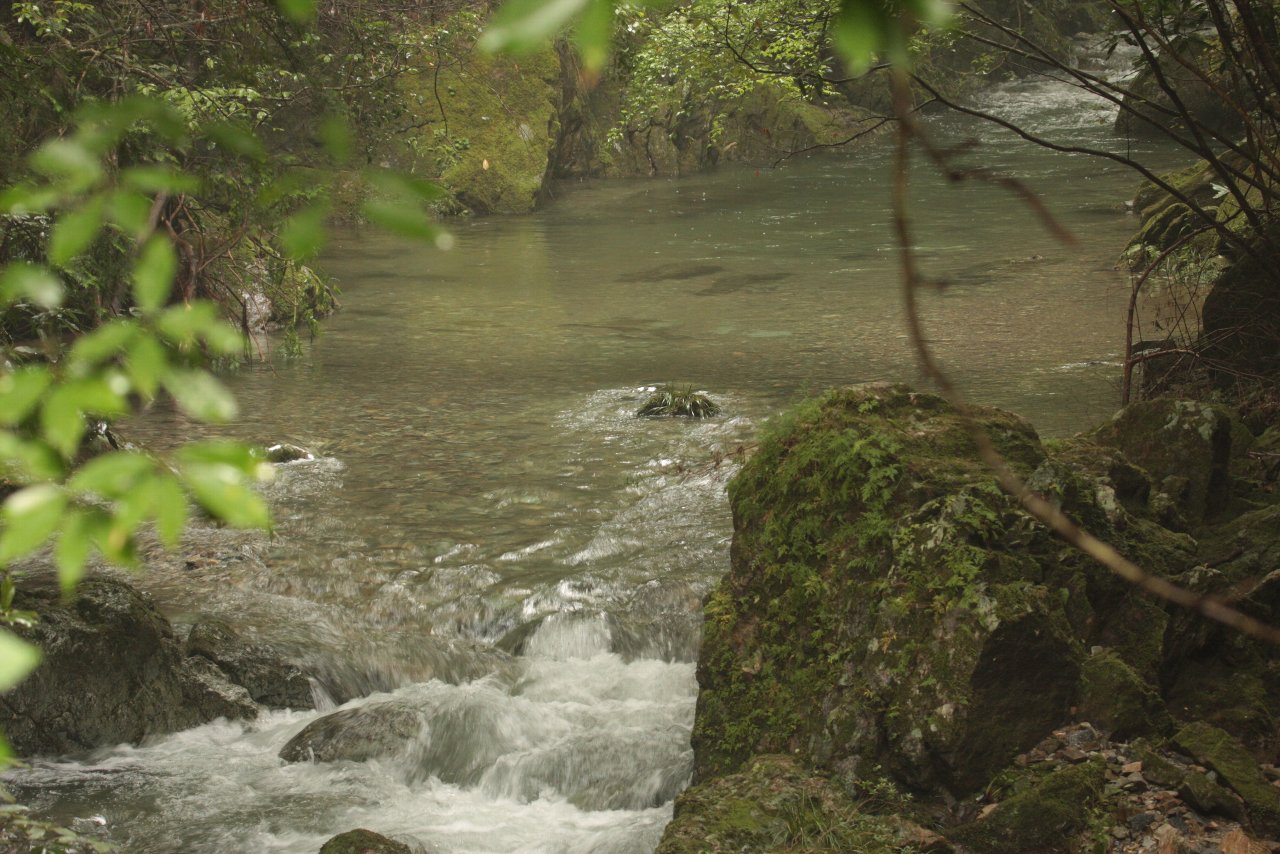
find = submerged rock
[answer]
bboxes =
[264,442,316,464]
[0,576,258,756]
[279,701,426,764]
[636,385,721,418]
[318,828,412,854]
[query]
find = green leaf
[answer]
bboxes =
[0,263,63,310]
[180,463,270,529]
[206,122,267,161]
[163,370,237,422]
[834,0,889,73]
[572,0,614,71]
[68,451,154,498]
[0,484,67,563]
[153,474,188,548]
[361,200,446,244]
[67,319,139,373]
[0,368,52,427]
[40,379,127,458]
[0,182,58,215]
[320,115,353,163]
[40,387,87,459]
[132,237,178,313]
[107,189,154,237]
[0,433,65,481]
[364,169,446,203]
[47,195,106,268]
[0,631,41,692]
[175,440,259,470]
[125,334,167,399]
[479,0,590,54]
[30,139,103,192]
[280,202,330,262]
[120,166,200,194]
[55,509,93,594]
[155,302,222,344]
[276,0,316,24]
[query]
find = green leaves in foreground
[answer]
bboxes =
[482,0,954,72]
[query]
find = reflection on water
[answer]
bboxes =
[7,46,1192,852]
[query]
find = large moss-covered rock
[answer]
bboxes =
[947,759,1108,853]
[656,755,928,854]
[1077,650,1171,740]
[693,384,1096,796]
[1173,722,1280,836]
[0,576,258,756]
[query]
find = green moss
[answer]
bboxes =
[395,12,561,214]
[1173,722,1280,835]
[948,759,1108,853]
[694,384,1084,794]
[1077,650,1170,739]
[657,755,920,854]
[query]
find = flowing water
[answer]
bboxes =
[8,44,1188,853]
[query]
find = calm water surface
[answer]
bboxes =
[8,52,1188,853]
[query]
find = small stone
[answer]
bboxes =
[1113,825,1132,839]
[1124,761,1145,774]
[1063,746,1090,762]
[1128,812,1159,832]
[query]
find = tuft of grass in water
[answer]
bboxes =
[636,383,722,418]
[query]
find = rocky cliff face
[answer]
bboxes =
[661,383,1280,852]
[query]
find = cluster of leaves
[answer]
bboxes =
[0,0,456,762]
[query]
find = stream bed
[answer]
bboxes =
[6,47,1187,853]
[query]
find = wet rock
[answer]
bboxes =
[0,576,258,756]
[656,754,930,854]
[1173,722,1280,836]
[1091,399,1245,524]
[264,443,315,464]
[279,701,425,764]
[318,828,412,854]
[186,619,315,709]
[948,758,1108,853]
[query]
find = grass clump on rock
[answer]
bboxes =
[636,384,721,418]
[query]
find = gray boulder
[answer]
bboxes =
[319,828,412,854]
[0,577,258,756]
[280,701,425,764]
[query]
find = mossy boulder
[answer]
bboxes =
[947,758,1108,853]
[1090,399,1245,525]
[186,619,315,709]
[1115,36,1245,140]
[693,384,1095,796]
[396,14,562,214]
[318,828,412,854]
[1077,650,1171,740]
[655,755,927,854]
[1173,722,1280,836]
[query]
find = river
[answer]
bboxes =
[6,43,1186,853]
